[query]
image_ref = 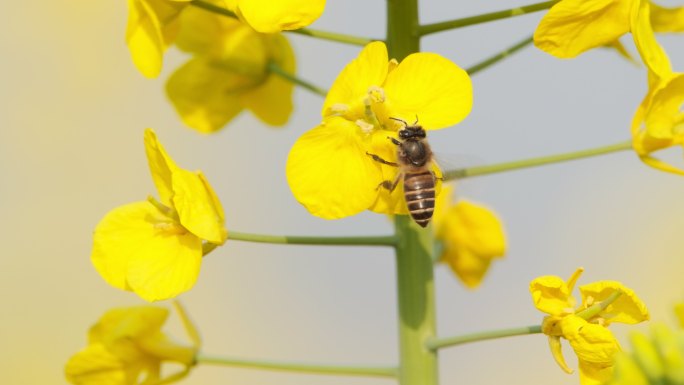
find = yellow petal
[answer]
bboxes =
[91,201,203,301]
[171,168,227,244]
[144,129,176,205]
[444,200,506,257]
[631,73,684,173]
[236,0,325,33]
[579,281,649,325]
[561,316,620,366]
[650,2,684,33]
[632,0,673,80]
[644,74,684,140]
[578,359,615,385]
[534,0,633,58]
[548,334,575,374]
[438,200,503,287]
[383,52,472,130]
[175,5,241,55]
[89,306,168,344]
[166,57,248,133]
[443,247,493,289]
[240,34,295,126]
[322,41,389,119]
[65,344,129,385]
[530,275,575,316]
[286,117,383,219]
[125,0,187,78]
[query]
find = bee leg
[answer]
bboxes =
[387,137,402,146]
[366,151,398,167]
[376,174,401,192]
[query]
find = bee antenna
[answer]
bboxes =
[390,117,408,127]
[413,115,419,125]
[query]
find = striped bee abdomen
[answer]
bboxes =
[403,170,436,228]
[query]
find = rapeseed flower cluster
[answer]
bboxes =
[65,303,200,385]
[286,41,472,219]
[125,0,319,132]
[530,268,649,385]
[92,129,227,301]
[534,0,684,175]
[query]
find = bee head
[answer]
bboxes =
[392,116,426,140]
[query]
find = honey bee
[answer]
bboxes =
[367,117,437,228]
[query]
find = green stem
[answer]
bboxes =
[443,140,633,181]
[268,62,328,97]
[393,217,438,385]
[387,0,439,384]
[197,354,398,378]
[576,291,622,320]
[426,325,542,351]
[418,0,558,36]
[189,0,377,46]
[287,29,377,47]
[466,35,534,75]
[227,231,398,246]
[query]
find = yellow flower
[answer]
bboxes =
[92,129,227,301]
[433,185,506,288]
[534,0,635,58]
[126,0,191,78]
[223,0,325,33]
[166,6,295,133]
[286,41,472,219]
[530,268,649,385]
[630,0,684,175]
[65,302,200,385]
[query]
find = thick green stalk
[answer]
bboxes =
[387,0,438,384]
[197,354,398,378]
[443,140,633,181]
[426,325,542,351]
[418,0,558,36]
[394,216,439,385]
[387,0,420,60]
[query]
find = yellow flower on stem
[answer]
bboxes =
[530,268,649,385]
[126,0,192,78]
[65,302,200,385]
[91,129,227,301]
[534,0,635,58]
[223,0,326,33]
[166,6,295,133]
[286,41,472,219]
[433,185,506,288]
[630,0,684,175]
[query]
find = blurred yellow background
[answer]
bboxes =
[1,1,683,384]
